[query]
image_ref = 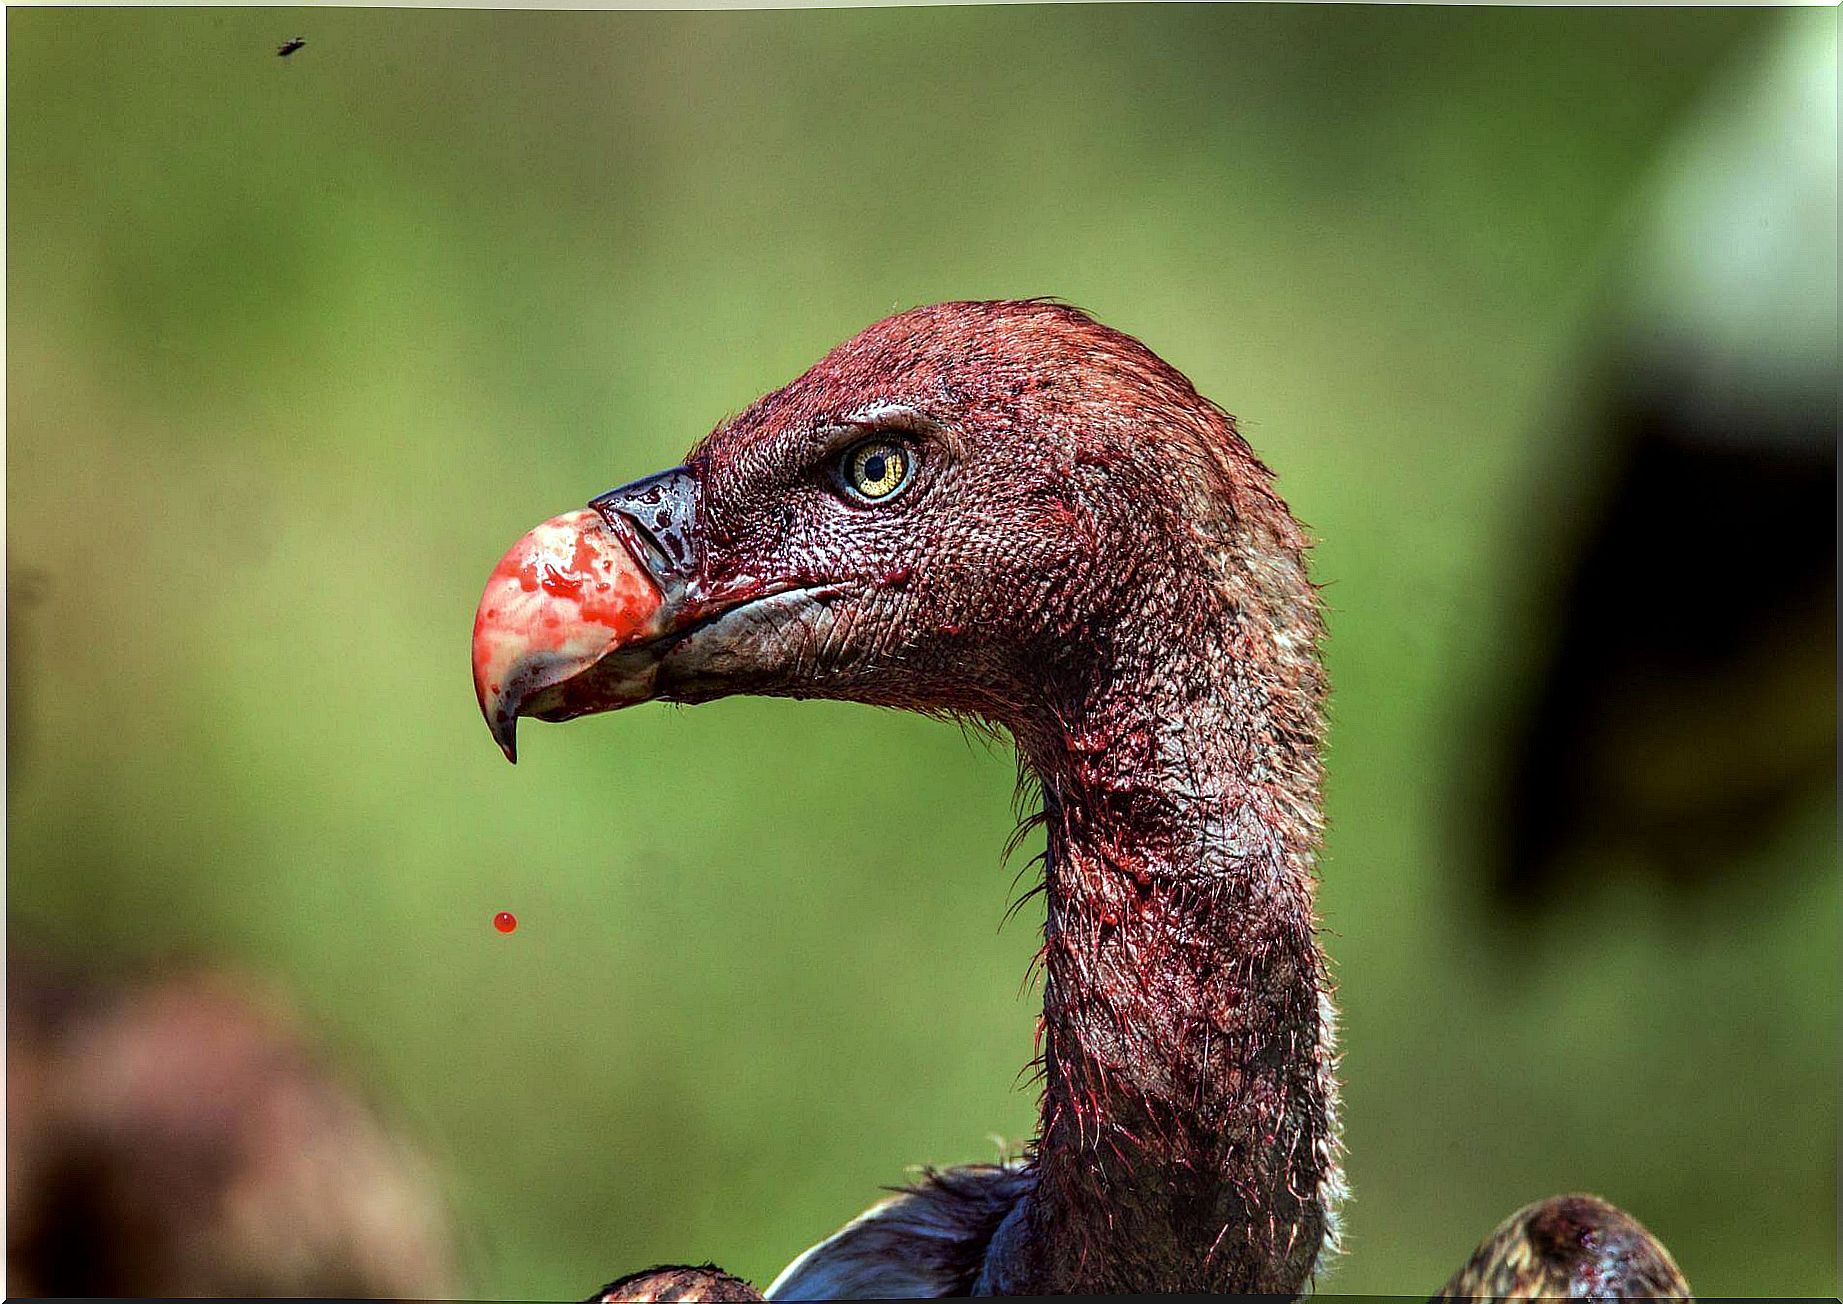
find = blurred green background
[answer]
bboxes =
[7,4,1836,1298]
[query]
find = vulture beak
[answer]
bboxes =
[470,467,706,763]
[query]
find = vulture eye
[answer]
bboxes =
[840,437,912,502]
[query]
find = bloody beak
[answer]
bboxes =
[471,468,702,762]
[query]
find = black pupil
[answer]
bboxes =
[863,453,888,484]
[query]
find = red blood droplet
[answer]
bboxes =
[493,911,518,934]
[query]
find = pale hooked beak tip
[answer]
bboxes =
[472,474,697,762]
[478,685,520,764]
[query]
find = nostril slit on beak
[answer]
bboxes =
[595,502,669,568]
[589,466,701,584]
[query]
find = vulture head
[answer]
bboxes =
[473,298,1309,772]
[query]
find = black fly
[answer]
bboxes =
[276,37,305,57]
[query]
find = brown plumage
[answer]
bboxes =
[594,1264,767,1302]
[1437,1195,1691,1302]
[474,301,1691,1298]
[6,957,459,1298]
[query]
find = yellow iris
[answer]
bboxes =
[846,439,908,499]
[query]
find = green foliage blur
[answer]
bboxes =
[7,5,1835,1297]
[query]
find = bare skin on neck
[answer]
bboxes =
[1007,502,1336,1293]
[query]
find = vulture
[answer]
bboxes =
[471,300,1691,1299]
[6,958,458,1298]
[1479,15,1835,914]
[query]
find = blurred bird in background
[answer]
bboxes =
[6,956,461,1298]
[1479,16,1836,913]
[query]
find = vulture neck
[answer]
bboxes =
[1010,523,1337,1293]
